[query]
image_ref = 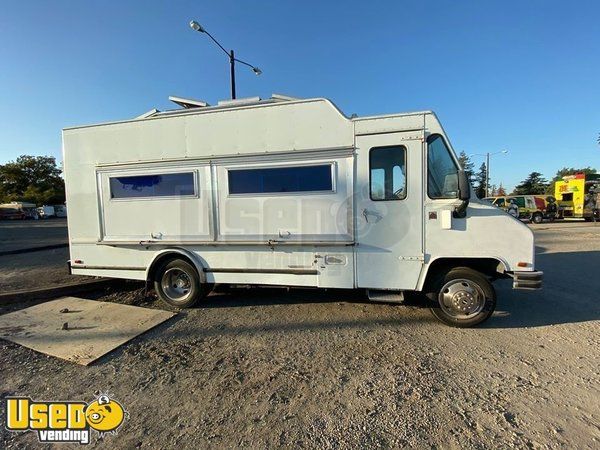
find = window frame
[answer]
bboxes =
[426,133,461,200]
[226,162,337,197]
[107,170,199,202]
[368,145,408,202]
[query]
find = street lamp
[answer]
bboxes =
[470,150,508,198]
[189,20,262,100]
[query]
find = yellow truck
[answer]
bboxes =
[555,173,600,220]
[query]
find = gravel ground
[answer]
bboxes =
[0,223,599,448]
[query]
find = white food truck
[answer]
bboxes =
[63,95,542,327]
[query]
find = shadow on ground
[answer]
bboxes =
[66,250,600,332]
[486,250,600,329]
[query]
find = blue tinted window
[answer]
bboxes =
[110,173,195,199]
[228,165,333,194]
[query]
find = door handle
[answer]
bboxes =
[362,209,382,223]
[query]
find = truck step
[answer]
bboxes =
[367,290,405,303]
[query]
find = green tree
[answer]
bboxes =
[0,155,65,205]
[457,151,475,185]
[474,162,488,198]
[513,172,549,195]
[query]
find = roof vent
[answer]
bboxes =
[135,108,160,119]
[217,96,261,107]
[271,93,299,101]
[169,95,210,109]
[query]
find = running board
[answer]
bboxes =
[367,290,405,303]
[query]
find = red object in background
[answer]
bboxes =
[534,197,546,210]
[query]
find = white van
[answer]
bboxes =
[63,95,542,327]
[37,205,56,219]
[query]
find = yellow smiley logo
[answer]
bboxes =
[85,398,125,433]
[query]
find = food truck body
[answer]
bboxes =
[555,173,600,220]
[63,95,542,327]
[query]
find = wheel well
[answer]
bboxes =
[423,257,507,289]
[146,252,201,286]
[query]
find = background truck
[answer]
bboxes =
[485,195,550,223]
[555,173,600,220]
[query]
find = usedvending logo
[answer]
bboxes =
[5,392,127,445]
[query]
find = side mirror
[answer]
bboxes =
[458,169,471,201]
[454,169,470,218]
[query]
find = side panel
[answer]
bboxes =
[355,132,424,290]
[69,244,355,289]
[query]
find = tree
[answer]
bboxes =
[457,151,475,185]
[474,162,488,198]
[0,155,65,205]
[513,172,549,195]
[497,183,507,196]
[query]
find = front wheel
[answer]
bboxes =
[154,259,207,308]
[426,267,496,327]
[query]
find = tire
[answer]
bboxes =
[532,212,543,224]
[426,267,496,328]
[153,258,206,308]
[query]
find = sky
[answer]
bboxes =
[0,0,598,191]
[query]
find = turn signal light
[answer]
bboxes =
[517,262,529,267]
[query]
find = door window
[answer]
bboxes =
[369,146,406,201]
[512,197,526,208]
[427,135,459,199]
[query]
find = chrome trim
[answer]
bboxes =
[204,268,318,275]
[71,265,146,271]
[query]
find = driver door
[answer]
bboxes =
[355,132,424,290]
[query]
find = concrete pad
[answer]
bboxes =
[0,297,175,365]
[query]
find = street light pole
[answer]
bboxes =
[470,150,508,197]
[486,152,490,198]
[229,50,236,99]
[189,20,261,100]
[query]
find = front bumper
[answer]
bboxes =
[511,270,543,290]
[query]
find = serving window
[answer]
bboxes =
[109,172,196,199]
[227,164,334,195]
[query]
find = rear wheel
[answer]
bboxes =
[532,212,543,224]
[153,259,206,308]
[426,267,496,327]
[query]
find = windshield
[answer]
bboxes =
[427,135,459,199]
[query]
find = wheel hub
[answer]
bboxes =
[161,268,192,302]
[439,279,486,317]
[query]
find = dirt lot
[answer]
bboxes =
[1,223,599,448]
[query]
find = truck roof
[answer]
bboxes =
[63,94,434,131]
